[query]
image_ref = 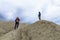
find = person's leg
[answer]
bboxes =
[16,24,19,29]
[39,17,40,20]
[14,23,17,29]
[39,16,41,20]
[38,15,39,20]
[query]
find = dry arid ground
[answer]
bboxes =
[0,20,60,40]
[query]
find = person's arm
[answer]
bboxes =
[15,18,17,22]
[19,18,20,21]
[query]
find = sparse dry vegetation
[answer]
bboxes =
[0,20,60,40]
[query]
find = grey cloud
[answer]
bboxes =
[0,13,6,20]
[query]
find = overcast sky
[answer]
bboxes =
[0,0,60,25]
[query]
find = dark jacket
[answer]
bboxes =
[38,12,41,17]
[15,17,20,24]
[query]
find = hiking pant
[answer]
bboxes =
[14,23,19,29]
[38,16,41,20]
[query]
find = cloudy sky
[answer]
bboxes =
[0,0,60,25]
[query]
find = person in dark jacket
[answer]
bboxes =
[38,12,41,20]
[14,17,20,29]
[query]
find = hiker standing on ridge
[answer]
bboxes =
[38,12,41,20]
[14,17,20,29]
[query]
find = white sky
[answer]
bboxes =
[0,0,60,25]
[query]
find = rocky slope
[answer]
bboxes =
[0,20,60,40]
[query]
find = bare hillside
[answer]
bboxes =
[0,21,27,36]
[0,20,60,40]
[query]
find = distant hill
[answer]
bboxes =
[0,20,60,40]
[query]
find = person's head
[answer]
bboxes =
[39,12,40,14]
[16,16,19,19]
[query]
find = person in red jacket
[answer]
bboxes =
[14,17,20,29]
